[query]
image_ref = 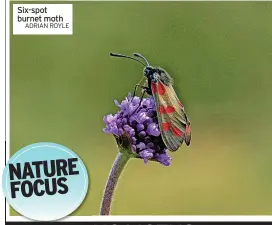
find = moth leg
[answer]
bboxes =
[133,84,149,97]
[130,88,147,116]
[138,88,147,107]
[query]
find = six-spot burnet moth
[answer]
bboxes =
[109,52,191,151]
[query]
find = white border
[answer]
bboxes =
[5,0,10,223]
[8,0,272,1]
[4,0,272,223]
[5,216,272,222]
[1,0,7,224]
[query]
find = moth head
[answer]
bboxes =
[143,66,155,78]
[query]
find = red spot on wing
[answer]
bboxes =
[162,122,171,131]
[151,82,157,94]
[165,106,176,113]
[159,105,166,114]
[172,126,183,137]
[158,82,166,95]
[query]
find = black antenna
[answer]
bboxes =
[133,53,150,66]
[110,52,146,66]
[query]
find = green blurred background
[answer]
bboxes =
[10,1,272,215]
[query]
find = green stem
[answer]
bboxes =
[100,152,130,215]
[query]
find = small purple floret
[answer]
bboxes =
[147,123,160,137]
[103,93,171,166]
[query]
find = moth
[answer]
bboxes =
[110,52,191,151]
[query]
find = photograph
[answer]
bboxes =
[3,1,272,224]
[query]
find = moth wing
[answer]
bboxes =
[167,84,192,146]
[151,81,191,151]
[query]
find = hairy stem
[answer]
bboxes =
[100,152,130,215]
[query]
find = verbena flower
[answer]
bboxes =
[103,93,171,166]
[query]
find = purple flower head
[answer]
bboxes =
[103,93,171,166]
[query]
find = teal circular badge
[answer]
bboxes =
[2,142,89,221]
